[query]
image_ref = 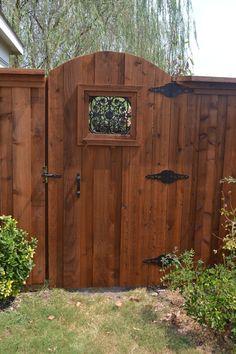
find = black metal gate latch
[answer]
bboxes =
[42,166,62,183]
[145,170,189,184]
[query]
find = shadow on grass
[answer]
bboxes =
[139,303,232,354]
[0,297,15,311]
[164,324,232,354]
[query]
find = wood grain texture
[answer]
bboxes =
[3,54,236,289]
[48,66,64,287]
[12,88,32,233]
[30,88,45,284]
[148,69,171,285]
[193,95,228,263]
[0,88,13,215]
[92,52,124,287]
[45,52,236,287]
[0,72,45,286]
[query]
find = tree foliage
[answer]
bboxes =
[2,0,196,74]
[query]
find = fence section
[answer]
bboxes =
[0,69,45,285]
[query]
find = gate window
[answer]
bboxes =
[77,84,141,146]
[89,96,132,135]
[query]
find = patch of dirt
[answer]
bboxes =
[150,288,234,354]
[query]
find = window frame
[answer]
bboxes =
[77,84,142,146]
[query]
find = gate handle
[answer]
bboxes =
[76,174,80,197]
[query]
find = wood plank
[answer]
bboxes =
[87,146,122,287]
[119,53,143,286]
[62,57,85,288]
[92,147,111,286]
[48,66,64,287]
[94,51,125,85]
[135,59,156,286]
[79,146,95,287]
[12,88,32,282]
[170,93,203,257]
[148,68,171,285]
[194,96,219,263]
[30,87,45,285]
[77,54,96,287]
[12,88,32,232]
[219,96,236,261]
[210,96,227,263]
[200,95,219,263]
[182,94,201,252]
[0,88,13,215]
[176,76,236,84]
[0,81,45,88]
[92,52,124,286]
[0,68,45,75]
[166,94,188,255]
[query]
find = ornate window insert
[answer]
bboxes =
[89,96,132,135]
[77,85,141,146]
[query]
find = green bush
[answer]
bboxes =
[162,177,236,344]
[0,215,37,299]
[162,251,236,340]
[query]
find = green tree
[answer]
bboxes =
[2,0,196,74]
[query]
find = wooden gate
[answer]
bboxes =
[47,52,204,288]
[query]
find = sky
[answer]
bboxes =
[191,0,236,77]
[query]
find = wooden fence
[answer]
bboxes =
[1,52,236,288]
[0,69,45,285]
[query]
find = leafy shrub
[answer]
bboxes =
[220,176,236,253]
[0,216,37,299]
[162,177,236,343]
[162,251,236,340]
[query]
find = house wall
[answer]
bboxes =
[0,41,10,67]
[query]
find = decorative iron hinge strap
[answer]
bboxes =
[143,254,174,267]
[149,82,193,97]
[145,170,189,184]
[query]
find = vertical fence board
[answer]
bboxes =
[219,96,236,258]
[31,87,45,284]
[78,54,95,287]
[92,52,124,287]
[62,57,83,288]
[48,66,64,287]
[148,73,170,284]
[120,54,143,286]
[0,88,13,215]
[12,88,32,233]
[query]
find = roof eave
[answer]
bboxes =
[0,12,24,55]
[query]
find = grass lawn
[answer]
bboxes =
[0,288,228,354]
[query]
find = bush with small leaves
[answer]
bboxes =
[0,215,37,300]
[162,177,236,344]
[162,251,236,340]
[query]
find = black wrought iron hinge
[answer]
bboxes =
[145,170,189,184]
[143,254,174,267]
[149,82,193,97]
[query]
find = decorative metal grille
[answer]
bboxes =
[88,96,132,134]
